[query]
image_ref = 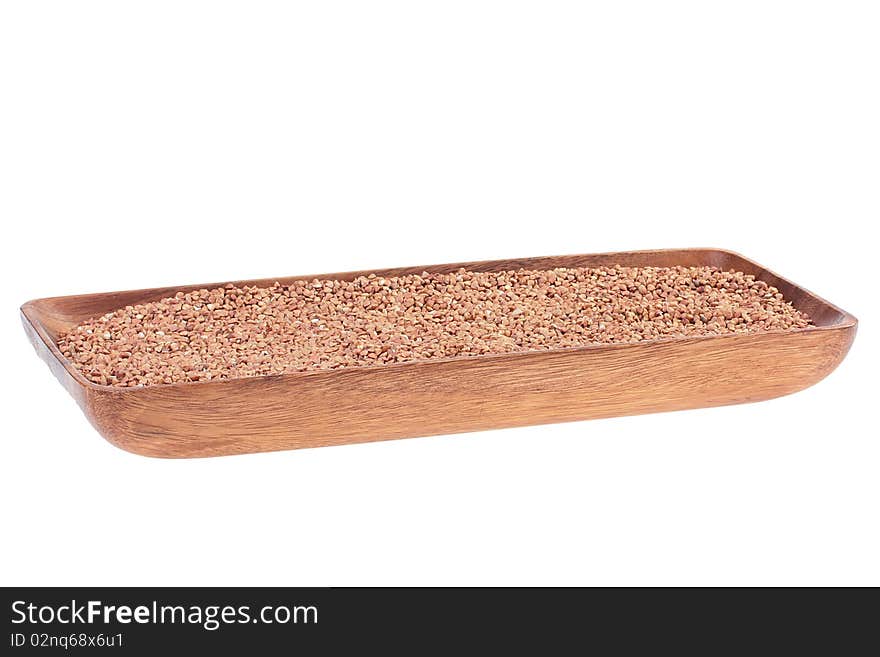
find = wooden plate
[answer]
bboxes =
[21,248,857,458]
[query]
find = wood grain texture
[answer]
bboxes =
[21,248,857,458]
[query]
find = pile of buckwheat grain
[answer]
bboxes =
[58,265,812,387]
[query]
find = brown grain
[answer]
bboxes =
[57,265,812,387]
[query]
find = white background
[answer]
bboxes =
[1,2,877,586]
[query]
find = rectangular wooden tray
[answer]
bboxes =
[21,248,857,458]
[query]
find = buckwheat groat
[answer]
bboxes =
[58,265,812,387]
